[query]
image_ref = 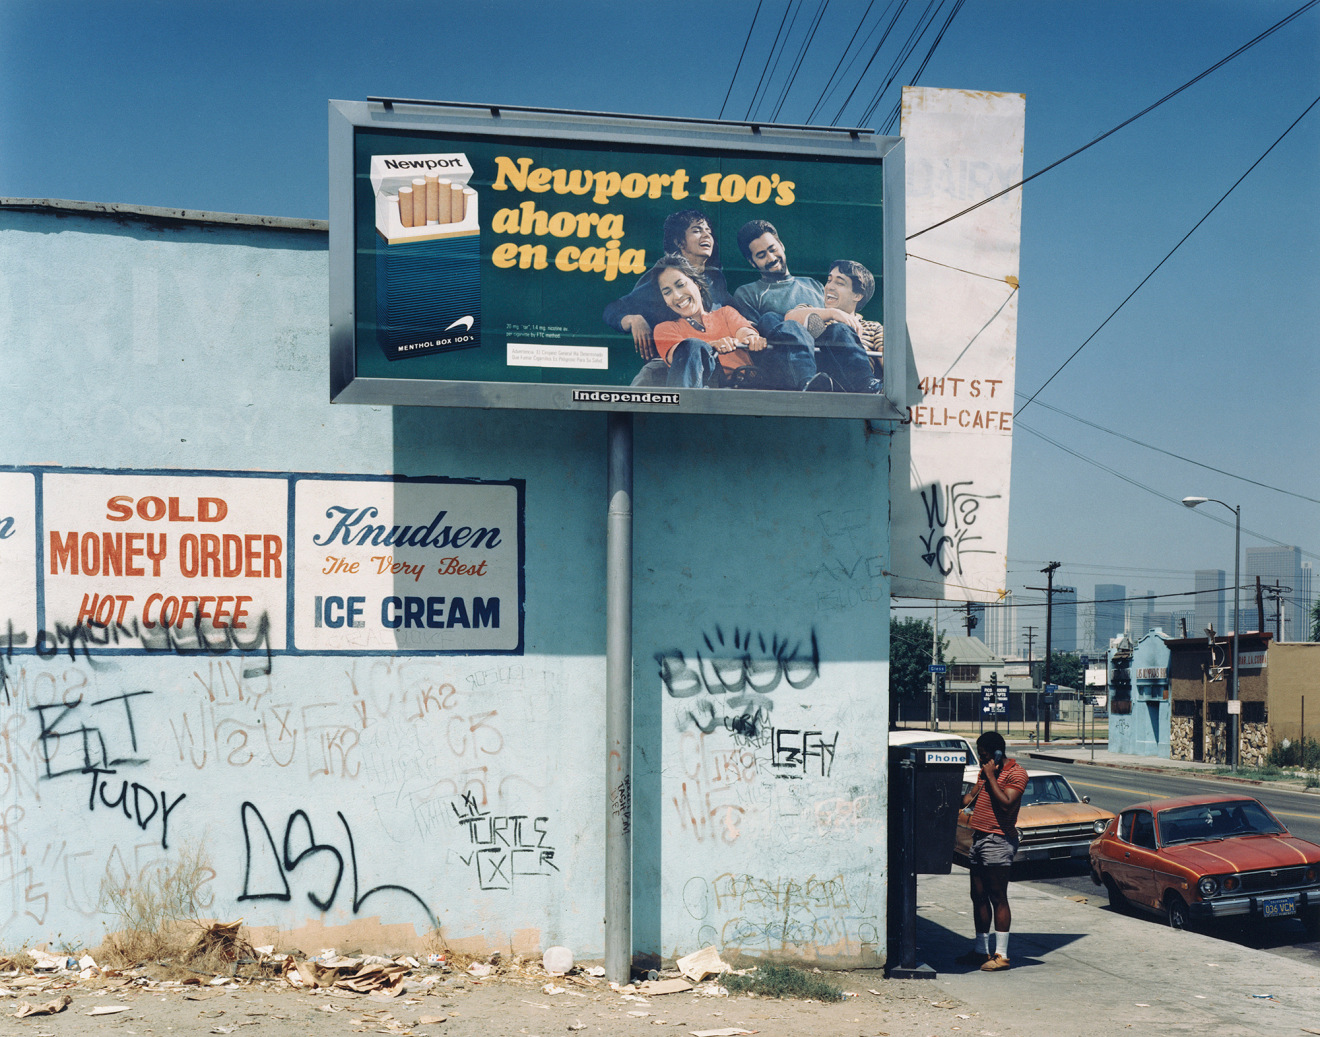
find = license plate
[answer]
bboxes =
[1262,895,1298,918]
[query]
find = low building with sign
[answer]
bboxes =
[1164,634,1320,767]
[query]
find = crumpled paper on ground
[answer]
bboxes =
[14,993,72,1017]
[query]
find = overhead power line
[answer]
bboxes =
[907,0,1320,240]
[1021,398,1320,505]
[720,0,764,120]
[805,0,882,123]
[1016,91,1320,415]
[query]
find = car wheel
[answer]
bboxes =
[1166,894,1192,931]
[1102,875,1127,912]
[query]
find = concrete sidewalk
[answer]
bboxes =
[913,871,1320,1036]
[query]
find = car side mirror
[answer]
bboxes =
[1082,796,1091,803]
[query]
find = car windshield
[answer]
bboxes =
[1157,800,1287,845]
[1021,775,1080,806]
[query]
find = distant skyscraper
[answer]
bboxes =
[1094,583,1126,654]
[982,593,1016,658]
[1053,586,1078,653]
[1194,569,1226,639]
[1245,546,1312,641]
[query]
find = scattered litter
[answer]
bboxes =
[699,985,729,998]
[688,1028,755,1036]
[418,1015,448,1025]
[842,990,858,997]
[586,966,606,977]
[468,962,493,978]
[867,988,882,995]
[676,946,731,983]
[426,953,446,967]
[1066,896,1089,903]
[190,919,253,963]
[1134,1003,1150,1007]
[543,984,566,995]
[628,1010,651,1017]
[636,979,692,996]
[14,994,72,1018]
[569,1022,586,1031]
[86,1006,132,1015]
[1250,994,1275,1000]
[543,946,574,975]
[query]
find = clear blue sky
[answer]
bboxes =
[3,0,1317,643]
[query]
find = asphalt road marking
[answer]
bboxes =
[1068,777,1320,822]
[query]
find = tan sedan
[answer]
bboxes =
[956,769,1115,865]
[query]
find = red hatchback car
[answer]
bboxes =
[1089,793,1320,933]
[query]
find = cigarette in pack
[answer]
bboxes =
[411,179,427,227]
[396,187,415,228]
[425,175,440,223]
[436,178,452,224]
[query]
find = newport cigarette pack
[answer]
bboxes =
[370,153,481,361]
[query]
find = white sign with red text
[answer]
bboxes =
[41,472,288,649]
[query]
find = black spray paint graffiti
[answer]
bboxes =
[611,776,631,835]
[83,768,186,850]
[450,792,558,891]
[30,691,186,849]
[918,481,1000,577]
[770,729,839,778]
[657,627,821,738]
[238,802,440,931]
[1,613,273,707]
[32,690,151,779]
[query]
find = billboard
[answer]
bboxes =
[330,100,907,419]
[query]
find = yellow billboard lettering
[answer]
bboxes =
[525,166,554,192]
[548,211,578,237]
[619,248,646,276]
[671,169,690,199]
[620,173,650,199]
[514,243,548,270]
[517,201,549,235]
[745,175,773,204]
[774,180,796,205]
[591,170,622,205]
[552,168,594,196]
[555,246,581,272]
[492,242,520,268]
[597,213,624,239]
[492,207,524,234]
[491,155,534,191]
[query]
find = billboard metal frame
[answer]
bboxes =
[329,98,906,419]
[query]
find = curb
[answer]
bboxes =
[1019,751,1320,796]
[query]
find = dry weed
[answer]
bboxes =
[95,843,218,967]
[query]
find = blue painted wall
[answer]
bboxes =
[0,204,891,964]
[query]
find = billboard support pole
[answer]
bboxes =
[605,412,633,983]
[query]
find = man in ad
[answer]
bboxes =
[732,221,882,394]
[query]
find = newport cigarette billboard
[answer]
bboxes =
[329,100,906,419]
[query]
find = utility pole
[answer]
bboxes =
[1021,625,1038,735]
[1263,581,1291,642]
[1027,562,1062,743]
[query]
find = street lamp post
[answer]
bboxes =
[1182,496,1240,770]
